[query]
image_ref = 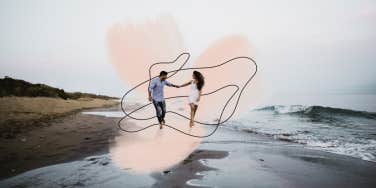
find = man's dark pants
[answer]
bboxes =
[152,100,166,124]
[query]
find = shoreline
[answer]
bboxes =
[1,106,376,187]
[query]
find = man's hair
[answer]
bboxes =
[159,71,168,76]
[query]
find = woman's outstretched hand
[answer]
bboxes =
[179,81,191,88]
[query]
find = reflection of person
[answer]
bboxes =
[179,71,205,127]
[148,71,180,129]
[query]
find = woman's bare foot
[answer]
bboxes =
[189,121,194,127]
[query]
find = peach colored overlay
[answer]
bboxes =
[106,15,265,173]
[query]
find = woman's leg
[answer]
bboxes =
[193,104,198,115]
[189,103,198,127]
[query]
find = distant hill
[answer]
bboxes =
[0,76,119,100]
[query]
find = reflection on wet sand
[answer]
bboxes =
[109,117,204,173]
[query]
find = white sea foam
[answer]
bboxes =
[82,111,124,117]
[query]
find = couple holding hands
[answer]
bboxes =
[148,71,205,129]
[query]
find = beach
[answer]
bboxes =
[1,102,376,188]
[2,0,376,187]
[0,96,119,138]
[0,97,120,179]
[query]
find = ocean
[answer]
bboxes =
[230,94,376,162]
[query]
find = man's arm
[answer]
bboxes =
[148,79,156,101]
[165,80,180,88]
[179,81,191,88]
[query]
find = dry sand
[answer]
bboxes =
[0,96,119,138]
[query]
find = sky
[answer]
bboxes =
[1,0,375,97]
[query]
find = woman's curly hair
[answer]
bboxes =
[193,71,205,91]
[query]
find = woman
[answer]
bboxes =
[179,71,205,127]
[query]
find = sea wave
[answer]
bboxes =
[256,105,376,119]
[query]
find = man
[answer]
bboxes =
[148,71,180,129]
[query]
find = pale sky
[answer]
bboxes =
[1,0,375,97]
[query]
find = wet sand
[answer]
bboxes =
[194,128,376,188]
[151,149,228,188]
[0,105,121,180]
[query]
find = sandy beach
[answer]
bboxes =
[1,104,376,187]
[0,97,120,179]
[0,96,119,138]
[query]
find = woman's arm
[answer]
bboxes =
[179,81,191,87]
